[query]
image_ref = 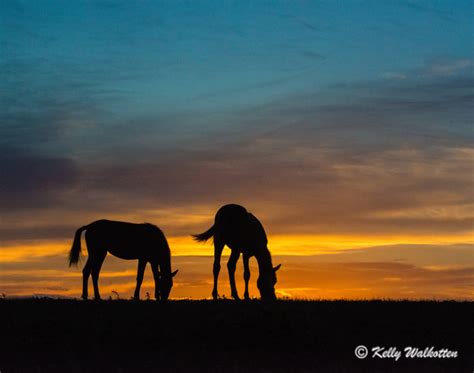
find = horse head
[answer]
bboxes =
[257,264,281,300]
[158,269,179,301]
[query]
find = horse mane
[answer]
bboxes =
[256,247,274,273]
[155,226,172,272]
[143,223,172,269]
[248,213,268,245]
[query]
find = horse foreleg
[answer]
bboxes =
[243,254,250,300]
[82,258,92,300]
[91,251,106,300]
[134,259,146,300]
[212,239,224,300]
[151,262,160,301]
[227,250,240,300]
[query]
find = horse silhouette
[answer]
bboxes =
[69,220,178,301]
[193,204,281,300]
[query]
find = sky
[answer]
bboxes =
[1,0,473,300]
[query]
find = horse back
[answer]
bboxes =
[85,220,169,260]
[214,205,268,252]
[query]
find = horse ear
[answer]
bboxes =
[171,269,179,277]
[273,264,281,272]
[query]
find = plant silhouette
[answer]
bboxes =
[193,204,281,300]
[69,220,178,301]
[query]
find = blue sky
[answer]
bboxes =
[2,1,472,156]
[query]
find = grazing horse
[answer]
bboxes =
[69,220,178,301]
[193,204,281,300]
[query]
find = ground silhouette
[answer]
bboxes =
[69,220,178,301]
[0,299,472,372]
[193,204,281,300]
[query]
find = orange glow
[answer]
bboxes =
[1,232,472,262]
[0,233,472,300]
[0,242,68,262]
[263,234,474,255]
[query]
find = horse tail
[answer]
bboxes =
[192,224,215,243]
[69,225,89,267]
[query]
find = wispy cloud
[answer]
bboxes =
[1,64,472,242]
[422,58,473,77]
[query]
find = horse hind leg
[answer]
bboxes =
[82,258,92,300]
[91,250,107,300]
[212,237,224,300]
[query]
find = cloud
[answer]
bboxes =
[0,61,472,243]
[0,155,79,209]
[423,58,473,77]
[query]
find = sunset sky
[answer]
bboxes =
[1,1,473,300]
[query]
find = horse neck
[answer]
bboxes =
[255,247,273,275]
[159,250,172,275]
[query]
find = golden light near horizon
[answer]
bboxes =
[1,230,472,300]
[2,231,473,261]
